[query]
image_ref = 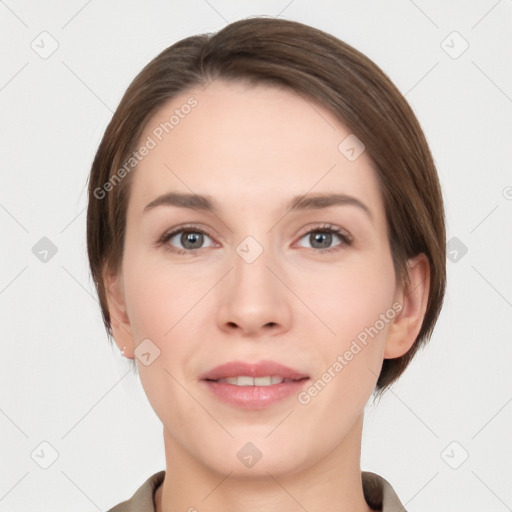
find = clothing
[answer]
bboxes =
[107,470,407,511]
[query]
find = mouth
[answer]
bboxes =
[212,375,303,386]
[200,360,310,409]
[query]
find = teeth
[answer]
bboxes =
[254,376,272,386]
[237,376,254,386]
[216,376,286,386]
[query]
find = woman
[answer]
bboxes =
[87,16,446,512]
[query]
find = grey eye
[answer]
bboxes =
[297,229,344,250]
[168,230,214,251]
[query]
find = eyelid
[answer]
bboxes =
[296,223,352,242]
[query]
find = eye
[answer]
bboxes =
[296,224,352,253]
[157,223,352,255]
[159,226,216,254]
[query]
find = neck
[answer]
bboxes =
[155,413,372,512]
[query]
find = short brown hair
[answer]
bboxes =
[87,16,446,395]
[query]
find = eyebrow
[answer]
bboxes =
[144,192,373,222]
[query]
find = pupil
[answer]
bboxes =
[311,232,331,249]
[182,232,203,249]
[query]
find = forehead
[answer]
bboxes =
[128,79,385,221]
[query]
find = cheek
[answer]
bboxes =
[293,262,396,434]
[120,250,215,404]
[120,254,203,420]
[295,248,397,343]
[292,248,397,402]
[122,250,210,342]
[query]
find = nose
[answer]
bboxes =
[216,241,292,337]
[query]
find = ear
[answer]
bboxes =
[384,253,430,359]
[103,267,135,359]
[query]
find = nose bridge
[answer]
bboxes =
[217,232,290,334]
[232,233,277,299]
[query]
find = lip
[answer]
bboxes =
[200,360,309,410]
[200,360,309,381]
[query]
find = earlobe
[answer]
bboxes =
[103,268,135,359]
[384,253,430,359]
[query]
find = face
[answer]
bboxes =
[111,80,405,477]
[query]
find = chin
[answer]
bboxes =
[192,433,315,479]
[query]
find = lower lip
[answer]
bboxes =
[202,379,309,409]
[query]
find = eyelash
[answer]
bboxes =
[157,223,353,255]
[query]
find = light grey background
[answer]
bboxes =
[1,1,511,511]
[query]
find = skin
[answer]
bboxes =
[105,80,429,512]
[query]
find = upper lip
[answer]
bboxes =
[200,360,309,381]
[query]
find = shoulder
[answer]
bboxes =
[106,471,165,512]
[362,471,408,512]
